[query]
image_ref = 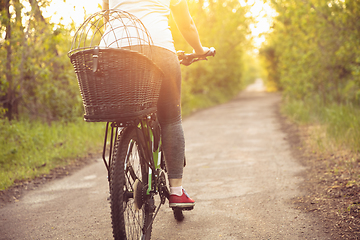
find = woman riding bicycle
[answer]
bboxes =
[102,0,210,208]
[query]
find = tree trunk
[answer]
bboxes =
[28,0,46,22]
[3,0,15,120]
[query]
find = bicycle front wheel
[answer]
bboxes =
[110,126,153,240]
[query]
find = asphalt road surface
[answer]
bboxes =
[0,80,330,239]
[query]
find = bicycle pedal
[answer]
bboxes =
[183,206,194,211]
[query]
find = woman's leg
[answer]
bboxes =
[142,47,194,207]
[151,47,185,185]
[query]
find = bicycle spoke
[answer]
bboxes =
[127,165,139,183]
[124,201,143,238]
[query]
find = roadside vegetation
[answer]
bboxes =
[0,119,104,190]
[283,99,360,154]
[260,0,360,181]
[0,0,256,190]
[260,0,360,237]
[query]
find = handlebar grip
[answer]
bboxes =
[177,47,216,66]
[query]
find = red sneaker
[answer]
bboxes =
[169,189,195,208]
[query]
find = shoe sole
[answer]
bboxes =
[169,202,195,208]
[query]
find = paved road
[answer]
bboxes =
[0,81,330,239]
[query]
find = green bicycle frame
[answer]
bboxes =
[139,119,162,195]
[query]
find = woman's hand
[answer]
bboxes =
[194,47,210,56]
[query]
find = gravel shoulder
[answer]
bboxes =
[280,115,360,239]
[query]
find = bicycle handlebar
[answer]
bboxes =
[177,47,216,66]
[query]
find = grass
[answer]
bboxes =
[281,98,360,183]
[282,98,360,153]
[0,118,105,190]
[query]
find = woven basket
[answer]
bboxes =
[70,48,163,122]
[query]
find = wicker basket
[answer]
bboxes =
[70,48,163,122]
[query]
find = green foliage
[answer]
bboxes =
[259,43,280,92]
[261,0,360,104]
[0,118,104,190]
[260,0,360,154]
[0,0,82,121]
[170,0,254,113]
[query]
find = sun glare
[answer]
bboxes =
[43,0,102,26]
[44,0,275,52]
[246,0,277,50]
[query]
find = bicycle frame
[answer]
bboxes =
[137,117,163,196]
[102,116,165,197]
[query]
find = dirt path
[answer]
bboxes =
[0,82,332,239]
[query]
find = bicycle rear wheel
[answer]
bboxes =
[110,126,153,240]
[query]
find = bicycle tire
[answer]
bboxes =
[110,126,153,240]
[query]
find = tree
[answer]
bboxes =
[0,0,82,121]
[261,0,360,105]
[0,0,15,119]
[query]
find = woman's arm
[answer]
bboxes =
[170,0,208,55]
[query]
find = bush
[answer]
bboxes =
[0,118,104,190]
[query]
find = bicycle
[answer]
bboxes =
[68,10,215,240]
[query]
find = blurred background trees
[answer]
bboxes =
[4,0,359,137]
[0,0,82,121]
[260,0,360,151]
[260,0,360,105]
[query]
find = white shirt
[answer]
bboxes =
[103,0,181,53]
